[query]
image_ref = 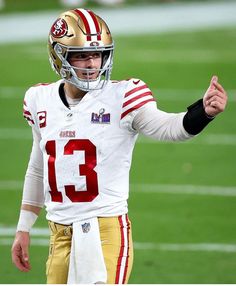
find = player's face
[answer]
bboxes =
[68,52,102,80]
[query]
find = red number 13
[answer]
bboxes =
[45,139,99,203]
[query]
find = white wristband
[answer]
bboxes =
[16,210,38,232]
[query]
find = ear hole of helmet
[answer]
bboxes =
[102,51,109,67]
[101,50,113,76]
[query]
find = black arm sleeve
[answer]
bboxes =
[183,99,214,135]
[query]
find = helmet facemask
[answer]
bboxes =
[55,44,113,91]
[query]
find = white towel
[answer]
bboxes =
[67,217,107,284]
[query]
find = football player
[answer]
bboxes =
[11,8,227,284]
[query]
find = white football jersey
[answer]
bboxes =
[23,79,156,224]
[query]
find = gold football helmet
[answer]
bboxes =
[48,8,114,91]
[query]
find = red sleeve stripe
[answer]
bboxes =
[121,98,155,119]
[125,84,148,98]
[23,115,35,125]
[122,91,153,108]
[115,214,130,284]
[33,82,51,87]
[23,109,32,116]
[23,109,34,124]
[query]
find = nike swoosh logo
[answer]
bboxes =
[133,80,140,85]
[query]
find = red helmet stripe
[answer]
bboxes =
[74,9,92,41]
[87,10,102,41]
[74,9,102,41]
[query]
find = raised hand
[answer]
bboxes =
[203,75,228,117]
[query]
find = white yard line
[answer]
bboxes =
[0,1,236,44]
[0,128,32,140]
[131,184,236,197]
[0,87,26,97]
[1,87,236,102]
[1,180,236,197]
[0,238,49,246]
[133,242,236,253]
[2,128,235,146]
[137,134,236,146]
[0,125,236,146]
[152,89,236,102]
[0,227,49,236]
[0,180,23,190]
[1,230,235,253]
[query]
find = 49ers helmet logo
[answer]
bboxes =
[51,18,68,38]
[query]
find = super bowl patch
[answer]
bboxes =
[91,108,110,124]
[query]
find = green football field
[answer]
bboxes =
[0,26,236,283]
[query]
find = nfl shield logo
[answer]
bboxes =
[81,222,91,233]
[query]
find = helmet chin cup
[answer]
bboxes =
[67,63,112,92]
[69,75,102,92]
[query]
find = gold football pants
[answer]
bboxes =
[46,214,133,284]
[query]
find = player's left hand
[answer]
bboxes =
[203,75,227,117]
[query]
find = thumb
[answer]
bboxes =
[22,246,29,262]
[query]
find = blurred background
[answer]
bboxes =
[0,0,232,13]
[0,0,236,283]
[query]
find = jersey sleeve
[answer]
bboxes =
[120,78,156,132]
[23,88,37,129]
[133,103,193,141]
[22,128,44,207]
